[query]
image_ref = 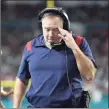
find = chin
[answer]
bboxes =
[48,40,55,43]
[47,39,62,44]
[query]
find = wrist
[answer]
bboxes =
[71,44,81,53]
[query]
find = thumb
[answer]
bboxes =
[58,34,65,40]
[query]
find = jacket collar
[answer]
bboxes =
[32,34,46,47]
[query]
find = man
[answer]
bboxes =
[13,7,97,108]
[0,87,13,108]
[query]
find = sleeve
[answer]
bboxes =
[17,46,31,82]
[80,38,97,68]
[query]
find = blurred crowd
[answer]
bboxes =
[1,1,108,100]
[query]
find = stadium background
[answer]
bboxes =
[1,0,108,108]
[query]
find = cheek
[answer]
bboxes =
[43,31,48,37]
[53,31,60,37]
[44,35,48,40]
[43,33,48,40]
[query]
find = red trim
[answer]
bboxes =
[75,36,83,46]
[26,41,31,51]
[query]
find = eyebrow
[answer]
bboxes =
[44,27,57,30]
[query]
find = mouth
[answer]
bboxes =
[48,37,55,40]
[47,37,62,43]
[47,39,54,43]
[47,38,56,42]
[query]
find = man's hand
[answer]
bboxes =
[58,27,77,49]
[57,27,96,81]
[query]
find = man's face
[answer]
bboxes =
[42,15,63,44]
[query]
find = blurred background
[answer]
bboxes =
[1,0,108,108]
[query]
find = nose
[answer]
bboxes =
[49,30,54,37]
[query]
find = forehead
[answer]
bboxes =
[42,15,63,28]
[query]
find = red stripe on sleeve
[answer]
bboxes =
[26,41,32,51]
[75,36,83,46]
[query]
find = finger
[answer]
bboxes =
[59,27,70,36]
[58,34,66,40]
[57,27,62,35]
[58,27,63,31]
[58,27,66,34]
